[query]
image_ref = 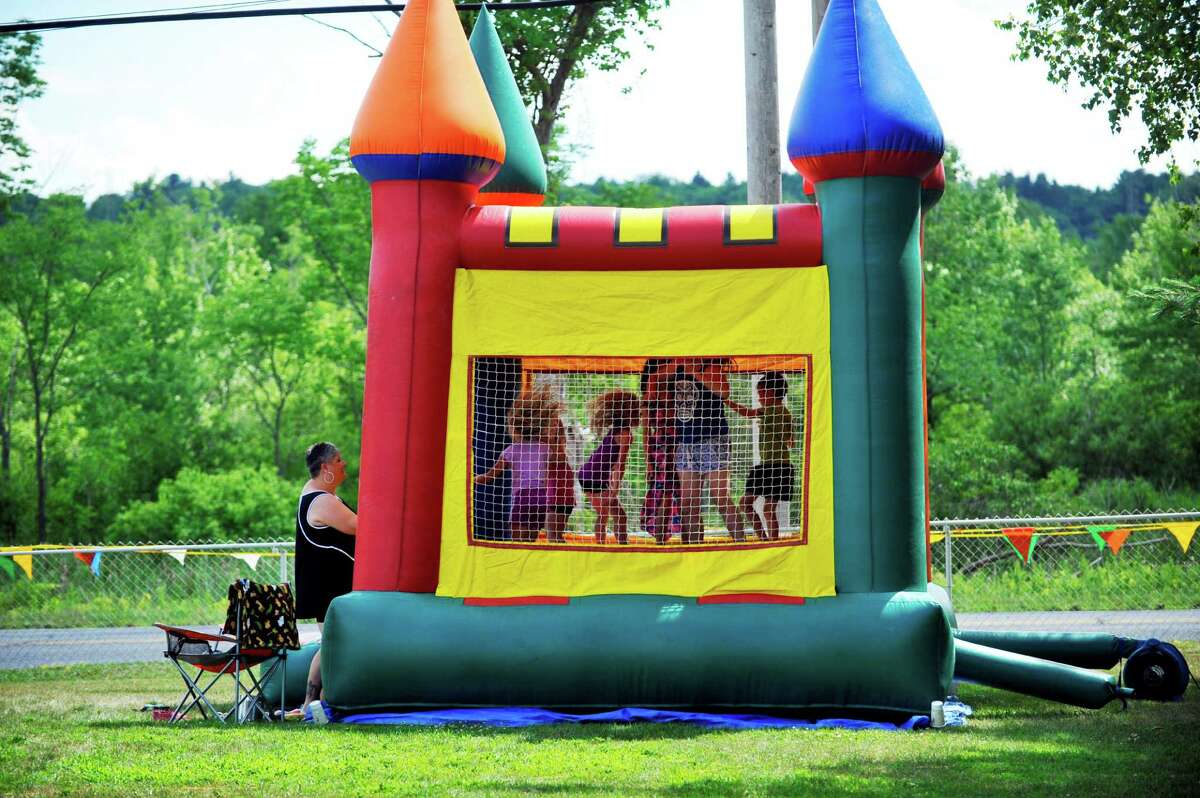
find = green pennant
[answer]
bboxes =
[0,555,13,578]
[1086,525,1117,551]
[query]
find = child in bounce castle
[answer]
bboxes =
[723,372,796,540]
[474,387,563,542]
[577,389,642,545]
[545,416,574,543]
[640,358,682,545]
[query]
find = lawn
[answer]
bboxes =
[1,646,1197,796]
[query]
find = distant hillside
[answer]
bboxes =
[72,167,1197,250]
[999,170,1200,240]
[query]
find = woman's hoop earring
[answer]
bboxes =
[323,472,334,484]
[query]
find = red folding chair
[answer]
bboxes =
[156,579,299,724]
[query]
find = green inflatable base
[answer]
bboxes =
[319,591,954,715]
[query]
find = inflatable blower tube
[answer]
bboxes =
[954,630,1138,670]
[260,642,319,710]
[954,639,1131,709]
[320,591,954,715]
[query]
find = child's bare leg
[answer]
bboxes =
[763,500,780,540]
[588,493,608,543]
[653,501,671,544]
[739,494,766,540]
[709,470,741,541]
[678,470,702,543]
[611,494,629,544]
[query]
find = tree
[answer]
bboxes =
[0,197,129,543]
[0,30,45,203]
[54,197,219,538]
[999,1,1199,165]
[0,315,20,543]
[1133,279,1200,326]
[476,1,669,148]
[270,141,371,324]
[323,2,668,150]
[1110,200,1200,481]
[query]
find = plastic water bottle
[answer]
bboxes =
[309,699,331,725]
[930,700,945,728]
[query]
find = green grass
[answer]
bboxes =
[1,647,1197,797]
[939,558,1200,612]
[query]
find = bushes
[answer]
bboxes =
[109,466,295,543]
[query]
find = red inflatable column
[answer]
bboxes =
[347,0,505,592]
[353,181,478,592]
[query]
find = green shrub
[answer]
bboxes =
[109,466,295,543]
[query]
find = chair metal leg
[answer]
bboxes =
[169,658,236,724]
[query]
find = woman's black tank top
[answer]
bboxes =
[293,490,355,621]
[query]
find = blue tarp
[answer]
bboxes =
[336,706,930,731]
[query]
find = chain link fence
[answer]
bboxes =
[0,541,299,670]
[1,510,1197,669]
[930,510,1200,640]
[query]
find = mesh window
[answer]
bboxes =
[469,356,809,547]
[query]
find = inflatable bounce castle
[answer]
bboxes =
[266,0,1189,718]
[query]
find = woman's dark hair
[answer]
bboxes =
[640,358,673,395]
[306,442,339,477]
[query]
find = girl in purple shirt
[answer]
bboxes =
[474,387,563,542]
[578,389,641,544]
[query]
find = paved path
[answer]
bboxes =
[957,609,1200,640]
[0,624,322,670]
[1,612,1196,670]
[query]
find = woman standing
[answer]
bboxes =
[293,442,357,717]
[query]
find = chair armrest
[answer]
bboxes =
[153,623,237,644]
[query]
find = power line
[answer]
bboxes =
[27,1,294,25]
[0,1,610,35]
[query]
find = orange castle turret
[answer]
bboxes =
[350,0,504,593]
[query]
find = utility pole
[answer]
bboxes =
[812,0,829,43]
[743,0,780,205]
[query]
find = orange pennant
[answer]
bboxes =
[1099,528,1132,556]
[1003,527,1038,564]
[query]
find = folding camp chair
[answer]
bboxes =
[156,579,300,724]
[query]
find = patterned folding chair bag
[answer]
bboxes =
[224,579,301,651]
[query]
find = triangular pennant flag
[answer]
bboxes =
[232,553,260,571]
[1099,528,1132,556]
[90,551,103,577]
[1165,523,1197,554]
[929,533,945,545]
[0,556,14,579]
[14,553,33,580]
[74,551,96,568]
[164,548,187,564]
[1086,524,1117,551]
[1002,527,1038,564]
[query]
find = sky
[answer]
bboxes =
[6,0,1198,201]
